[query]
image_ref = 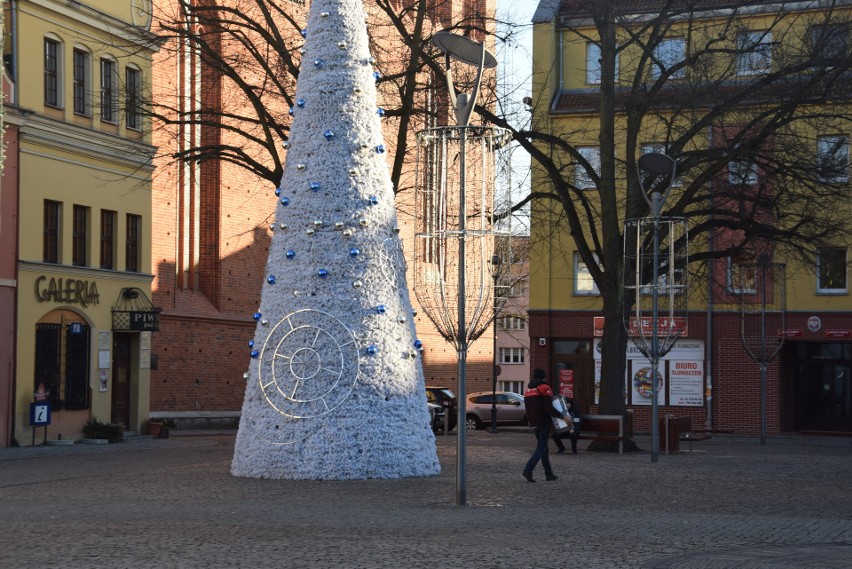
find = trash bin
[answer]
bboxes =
[659,414,681,455]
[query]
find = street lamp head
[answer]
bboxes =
[431,31,496,126]
[637,152,677,218]
[638,152,675,177]
[432,31,497,68]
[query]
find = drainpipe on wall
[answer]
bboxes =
[11,0,18,105]
[705,127,714,431]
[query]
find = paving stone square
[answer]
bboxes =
[1,430,850,568]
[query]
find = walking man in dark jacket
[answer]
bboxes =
[522,368,568,482]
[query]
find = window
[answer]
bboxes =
[126,213,141,272]
[100,58,117,123]
[811,24,848,65]
[586,42,619,85]
[736,31,772,75]
[499,381,525,395]
[728,151,759,185]
[817,247,847,293]
[73,49,90,115]
[72,205,89,267]
[35,321,90,411]
[574,252,600,295]
[817,135,849,183]
[574,146,600,189]
[44,38,60,107]
[125,67,141,130]
[499,347,525,364]
[43,200,61,263]
[652,38,685,79]
[727,255,757,294]
[498,315,526,330]
[100,210,116,270]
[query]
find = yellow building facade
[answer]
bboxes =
[4,0,157,445]
[530,0,852,435]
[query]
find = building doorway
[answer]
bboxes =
[552,340,594,414]
[111,334,132,427]
[794,342,852,432]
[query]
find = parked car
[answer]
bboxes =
[426,387,457,432]
[465,391,527,431]
[427,402,444,430]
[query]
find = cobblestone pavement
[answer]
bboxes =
[1,430,850,568]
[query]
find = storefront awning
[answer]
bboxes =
[111,288,161,332]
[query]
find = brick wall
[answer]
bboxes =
[529,309,852,436]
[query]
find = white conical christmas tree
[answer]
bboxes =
[231,0,440,480]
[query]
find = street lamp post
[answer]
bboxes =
[490,255,501,433]
[636,152,677,464]
[415,31,498,507]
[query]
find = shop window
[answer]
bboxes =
[100,210,116,270]
[736,30,772,75]
[126,213,141,272]
[43,200,61,263]
[73,48,91,116]
[499,347,525,364]
[72,205,89,267]
[817,247,847,293]
[34,321,90,411]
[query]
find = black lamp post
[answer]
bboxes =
[636,152,677,464]
[490,254,501,433]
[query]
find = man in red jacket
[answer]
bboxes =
[522,368,569,482]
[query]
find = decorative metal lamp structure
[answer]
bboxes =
[414,31,510,505]
[624,152,688,463]
[738,256,786,445]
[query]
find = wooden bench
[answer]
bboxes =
[578,414,625,454]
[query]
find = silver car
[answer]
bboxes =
[465,391,527,431]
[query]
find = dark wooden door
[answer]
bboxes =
[111,334,132,427]
[553,357,594,415]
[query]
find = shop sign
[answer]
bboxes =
[826,329,851,338]
[35,275,100,307]
[778,329,803,337]
[129,311,160,331]
[559,369,575,398]
[593,316,688,337]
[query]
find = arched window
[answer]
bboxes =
[73,45,92,115]
[44,35,64,108]
[34,310,91,411]
[100,55,118,123]
[125,64,142,130]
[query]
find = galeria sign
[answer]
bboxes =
[34,275,100,307]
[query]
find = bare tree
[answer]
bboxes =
[479,0,852,416]
[145,0,852,418]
